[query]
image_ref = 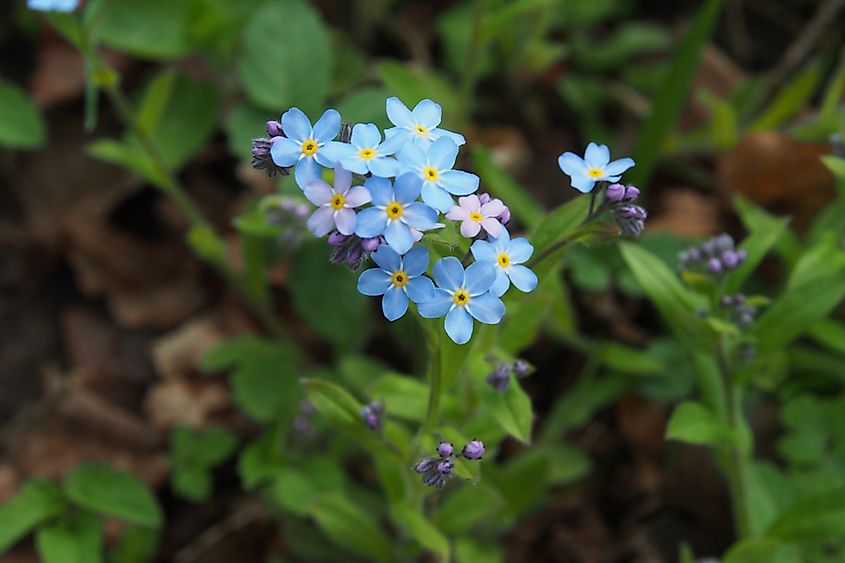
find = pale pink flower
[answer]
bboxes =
[445,195,505,238]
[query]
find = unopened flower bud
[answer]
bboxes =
[461,439,485,460]
[623,186,640,201]
[513,359,530,377]
[327,231,348,247]
[486,364,511,392]
[721,250,739,269]
[707,258,722,274]
[478,192,492,205]
[606,183,625,202]
[361,237,382,252]
[436,460,454,475]
[415,457,435,474]
[436,442,454,458]
[266,120,284,138]
[498,206,511,225]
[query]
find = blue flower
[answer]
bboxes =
[557,142,635,193]
[418,257,505,345]
[470,227,538,297]
[384,97,465,149]
[27,0,78,11]
[397,137,479,213]
[335,123,403,178]
[270,108,347,189]
[354,173,439,254]
[357,246,436,320]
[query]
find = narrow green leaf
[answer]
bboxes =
[530,196,590,256]
[472,146,545,229]
[309,493,393,562]
[752,64,821,131]
[0,479,65,552]
[0,79,46,149]
[767,487,845,541]
[724,197,790,294]
[390,504,450,562]
[455,537,504,563]
[36,511,103,563]
[135,70,176,135]
[432,483,505,534]
[477,373,533,443]
[723,537,793,563]
[65,463,162,528]
[665,401,735,447]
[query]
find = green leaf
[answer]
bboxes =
[724,197,790,294]
[368,374,428,422]
[723,537,793,563]
[169,425,237,502]
[290,241,371,350]
[65,463,162,528]
[236,0,332,114]
[752,64,821,131]
[477,372,533,443]
[767,488,845,541]
[202,336,301,422]
[271,458,345,517]
[238,433,285,490]
[595,341,665,376]
[573,22,671,70]
[454,537,504,563]
[171,466,211,503]
[36,511,103,563]
[0,478,65,552]
[820,54,845,122]
[109,525,159,563]
[302,377,372,445]
[628,0,724,187]
[99,0,192,59]
[472,146,545,230]
[432,483,505,534]
[224,101,270,159]
[700,90,738,149]
[390,504,450,562]
[335,87,392,131]
[666,401,735,447]
[808,319,845,356]
[376,62,459,121]
[530,196,590,256]
[0,79,45,149]
[822,155,845,181]
[786,233,845,290]
[543,444,592,485]
[309,492,393,562]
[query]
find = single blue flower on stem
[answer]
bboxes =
[335,123,404,178]
[557,142,635,193]
[270,108,347,189]
[397,137,479,212]
[27,0,78,11]
[470,227,538,297]
[384,97,466,149]
[357,245,436,321]
[418,257,505,345]
[354,174,438,254]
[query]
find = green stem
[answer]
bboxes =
[421,330,443,437]
[457,0,486,127]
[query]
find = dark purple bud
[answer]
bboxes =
[715,234,735,253]
[340,123,353,143]
[498,206,511,225]
[461,439,485,460]
[437,442,454,458]
[360,400,384,431]
[736,249,748,263]
[623,186,640,201]
[361,237,382,252]
[707,258,723,274]
[415,457,436,474]
[721,250,739,269]
[485,365,511,392]
[721,296,734,307]
[250,138,291,177]
[478,192,492,205]
[513,359,530,377]
[606,183,625,202]
[345,246,363,267]
[327,231,348,247]
[266,120,284,138]
[436,460,454,475]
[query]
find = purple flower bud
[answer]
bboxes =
[736,249,748,263]
[437,442,454,458]
[707,258,723,274]
[623,186,640,201]
[340,123,353,143]
[327,231,348,247]
[721,250,739,269]
[292,416,313,436]
[294,203,310,220]
[721,296,734,307]
[606,183,625,202]
[513,359,530,377]
[498,206,511,225]
[360,400,384,431]
[250,138,290,178]
[415,457,436,474]
[266,120,284,138]
[478,192,492,205]
[715,234,735,253]
[299,400,315,416]
[361,237,382,252]
[461,439,485,460]
[485,364,511,392]
[436,459,454,475]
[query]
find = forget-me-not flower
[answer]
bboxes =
[354,173,438,254]
[270,108,347,189]
[470,227,538,297]
[303,165,371,236]
[385,97,465,149]
[558,142,635,193]
[357,246,436,320]
[397,137,479,212]
[335,123,404,177]
[446,194,506,238]
[27,0,78,11]
[418,257,505,345]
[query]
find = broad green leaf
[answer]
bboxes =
[238,432,285,490]
[595,341,664,376]
[747,462,796,534]
[309,492,393,562]
[224,101,270,159]
[99,0,192,59]
[530,196,590,256]
[36,511,102,563]
[302,377,378,449]
[87,140,165,187]
[767,487,845,541]
[272,458,344,517]
[335,87,392,131]
[723,537,793,563]
[368,374,429,422]
[169,425,237,502]
[808,319,845,356]
[477,372,533,443]
[390,504,450,562]
[543,444,592,485]
[236,0,332,114]
[290,241,371,350]
[171,466,211,503]
[628,0,724,187]
[432,483,505,534]
[724,197,790,294]
[472,146,545,230]
[497,447,550,516]
[665,401,735,447]
[65,463,162,528]
[0,478,65,552]
[752,64,821,131]
[376,62,459,122]
[786,232,845,290]
[0,79,45,149]
[109,525,159,563]
[202,336,301,422]
[540,371,628,439]
[455,537,504,563]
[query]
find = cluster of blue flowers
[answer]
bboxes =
[261,98,538,345]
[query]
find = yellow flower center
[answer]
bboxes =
[415,124,429,135]
[497,253,511,267]
[359,148,376,160]
[330,194,345,210]
[301,140,318,155]
[386,202,404,219]
[391,271,408,287]
[453,289,470,306]
[587,167,604,178]
[469,212,483,222]
[423,167,439,181]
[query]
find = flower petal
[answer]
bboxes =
[570,175,596,193]
[386,96,415,127]
[439,170,479,196]
[464,261,496,295]
[269,138,302,168]
[480,199,505,217]
[427,137,458,171]
[402,246,430,276]
[377,132,405,155]
[401,202,438,230]
[317,141,351,166]
[445,205,470,221]
[557,152,587,176]
[470,240,498,262]
[432,256,464,291]
[371,244,401,272]
[351,123,381,148]
[365,177,393,207]
[460,220,482,238]
[354,207,387,238]
[384,219,413,254]
[303,179,333,206]
[344,185,372,208]
[507,264,538,293]
[382,286,409,321]
[311,109,341,143]
[334,208,356,235]
[603,157,635,177]
[421,184,454,213]
[417,288,452,318]
[507,237,533,263]
[405,275,436,303]
[491,226,510,249]
[339,155,369,175]
[480,217,502,237]
[367,156,400,178]
[457,194,481,212]
[294,156,321,189]
[394,172,423,204]
[489,269,510,297]
[432,128,466,146]
[413,99,442,128]
[333,165,353,193]
[445,306,473,344]
[281,107,311,142]
[396,142,427,170]
[584,142,610,168]
[306,206,336,237]
[465,292,505,324]
[357,268,392,296]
